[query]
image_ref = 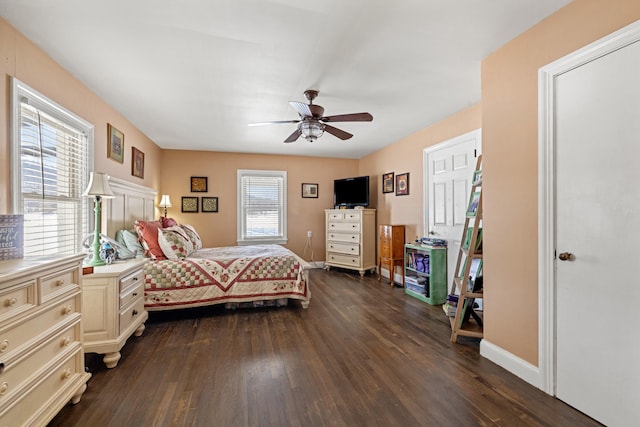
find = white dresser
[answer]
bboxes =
[82,258,148,368]
[325,208,376,276]
[0,254,91,426]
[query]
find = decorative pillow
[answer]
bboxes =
[181,224,203,250]
[158,226,194,260]
[161,217,178,228]
[134,220,166,260]
[116,229,145,257]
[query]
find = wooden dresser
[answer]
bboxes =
[325,208,376,276]
[378,224,405,287]
[0,254,91,426]
[82,258,148,368]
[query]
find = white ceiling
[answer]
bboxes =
[0,0,571,159]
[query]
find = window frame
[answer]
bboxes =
[11,78,94,256]
[236,169,287,245]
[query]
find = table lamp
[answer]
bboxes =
[159,194,172,218]
[83,172,115,266]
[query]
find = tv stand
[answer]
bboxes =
[325,208,376,276]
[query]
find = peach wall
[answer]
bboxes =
[0,17,162,214]
[482,0,640,364]
[359,105,481,241]
[159,150,358,258]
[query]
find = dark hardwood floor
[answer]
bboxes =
[49,269,599,426]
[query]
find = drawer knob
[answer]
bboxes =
[62,336,72,347]
[62,368,72,380]
[4,298,17,307]
[0,340,8,353]
[0,382,8,395]
[132,309,138,316]
[62,305,73,315]
[56,279,65,286]
[133,276,139,281]
[132,292,138,297]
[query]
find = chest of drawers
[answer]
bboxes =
[0,254,90,426]
[82,258,148,368]
[325,208,376,276]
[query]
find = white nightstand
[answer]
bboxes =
[82,258,148,368]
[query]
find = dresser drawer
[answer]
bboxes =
[119,268,144,293]
[327,212,343,221]
[0,295,79,357]
[343,212,361,222]
[327,253,361,267]
[327,232,359,243]
[39,266,78,304]
[0,280,36,323]
[327,242,360,256]
[0,322,80,405]
[119,297,145,335]
[120,281,144,310]
[328,222,361,232]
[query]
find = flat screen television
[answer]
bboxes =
[334,176,369,208]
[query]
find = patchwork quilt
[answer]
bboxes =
[143,244,310,310]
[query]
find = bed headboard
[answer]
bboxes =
[103,177,157,238]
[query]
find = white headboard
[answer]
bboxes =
[103,177,157,238]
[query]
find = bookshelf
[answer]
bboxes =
[404,243,447,305]
[447,155,484,342]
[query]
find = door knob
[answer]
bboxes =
[558,252,573,261]
[429,231,436,235]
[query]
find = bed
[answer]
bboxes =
[104,178,311,312]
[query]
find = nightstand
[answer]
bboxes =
[82,258,148,368]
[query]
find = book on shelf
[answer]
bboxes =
[406,281,429,297]
[405,275,427,285]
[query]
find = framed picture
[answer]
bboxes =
[301,183,318,198]
[472,169,483,185]
[396,173,409,196]
[181,196,199,213]
[466,191,481,217]
[202,197,218,212]
[107,123,124,163]
[191,176,208,192]
[131,147,144,178]
[382,172,394,193]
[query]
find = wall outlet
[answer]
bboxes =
[307,230,312,238]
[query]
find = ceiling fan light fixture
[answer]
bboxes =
[299,120,325,142]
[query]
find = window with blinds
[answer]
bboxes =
[11,79,93,256]
[237,170,287,244]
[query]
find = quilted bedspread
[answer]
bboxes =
[143,244,310,310]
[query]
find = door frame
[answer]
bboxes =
[538,19,640,395]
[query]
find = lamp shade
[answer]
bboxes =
[299,121,325,142]
[159,194,172,208]
[83,172,115,198]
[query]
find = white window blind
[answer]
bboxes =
[237,170,287,244]
[12,80,93,256]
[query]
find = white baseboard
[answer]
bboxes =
[308,261,325,269]
[480,339,540,389]
[379,267,404,285]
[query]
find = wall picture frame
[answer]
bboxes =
[466,191,481,217]
[107,123,124,163]
[396,172,409,196]
[202,196,218,212]
[472,169,483,185]
[301,183,318,198]
[191,176,208,192]
[382,172,394,193]
[181,196,199,213]
[131,147,144,178]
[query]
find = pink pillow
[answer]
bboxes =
[161,217,178,228]
[134,220,166,260]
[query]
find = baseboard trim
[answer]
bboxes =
[379,267,404,285]
[308,261,325,269]
[480,339,541,390]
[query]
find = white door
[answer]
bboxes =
[555,38,640,426]
[424,129,481,287]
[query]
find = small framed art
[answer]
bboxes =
[382,172,394,193]
[107,123,124,163]
[466,191,481,217]
[181,197,199,213]
[131,147,144,178]
[302,183,318,198]
[472,169,482,185]
[202,197,219,212]
[191,176,208,192]
[396,173,409,196]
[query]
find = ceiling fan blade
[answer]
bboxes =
[248,120,300,126]
[322,112,373,123]
[324,124,353,140]
[284,128,302,143]
[289,101,312,118]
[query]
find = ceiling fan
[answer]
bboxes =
[249,90,373,143]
